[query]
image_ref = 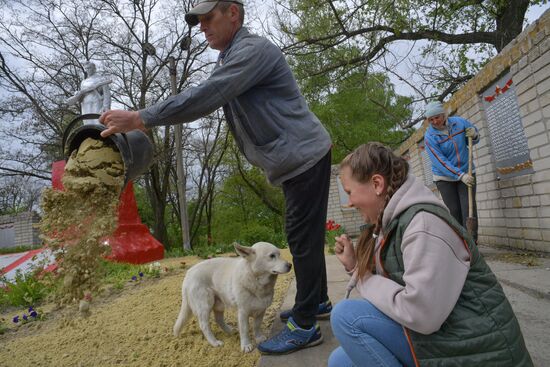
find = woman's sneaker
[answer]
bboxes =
[279,300,332,322]
[257,317,323,355]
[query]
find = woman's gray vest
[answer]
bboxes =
[380,203,533,367]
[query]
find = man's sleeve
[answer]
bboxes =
[140,40,280,127]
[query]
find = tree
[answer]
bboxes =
[0,0,212,247]
[272,0,548,126]
[210,142,285,247]
[310,72,411,162]
[0,176,42,215]
[184,111,231,247]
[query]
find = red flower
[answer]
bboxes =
[326,220,341,231]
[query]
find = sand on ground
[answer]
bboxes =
[0,251,293,367]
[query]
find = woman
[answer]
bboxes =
[423,101,478,238]
[329,142,532,367]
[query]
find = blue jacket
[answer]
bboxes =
[424,116,479,181]
[139,27,331,185]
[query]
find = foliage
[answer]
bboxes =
[0,270,55,310]
[11,306,44,326]
[208,148,286,247]
[0,258,171,311]
[274,0,548,124]
[99,260,142,290]
[0,246,40,255]
[237,223,287,248]
[325,219,346,254]
[100,260,172,288]
[189,243,237,259]
[0,319,7,335]
[310,72,411,162]
[0,176,43,215]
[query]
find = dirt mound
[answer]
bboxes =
[39,137,125,303]
[0,253,293,366]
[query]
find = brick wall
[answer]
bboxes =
[326,166,364,237]
[0,214,15,248]
[394,9,550,253]
[0,212,41,248]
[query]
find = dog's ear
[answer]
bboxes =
[234,243,255,258]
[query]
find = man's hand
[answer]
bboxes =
[99,110,146,138]
[460,173,475,187]
[465,127,477,138]
[334,234,356,272]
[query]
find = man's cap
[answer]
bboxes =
[424,101,446,119]
[185,0,244,26]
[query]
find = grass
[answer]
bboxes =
[0,258,158,311]
[0,269,55,311]
[0,319,7,334]
[0,245,40,255]
[0,240,282,313]
[165,242,238,259]
[492,252,543,267]
[99,260,143,290]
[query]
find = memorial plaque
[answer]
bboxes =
[481,72,533,179]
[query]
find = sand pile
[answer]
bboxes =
[0,254,294,367]
[40,137,125,303]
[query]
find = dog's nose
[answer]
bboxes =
[287,263,292,271]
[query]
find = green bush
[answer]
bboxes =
[99,259,142,289]
[0,270,54,310]
[0,245,40,255]
[164,246,187,259]
[238,224,286,248]
[193,243,236,259]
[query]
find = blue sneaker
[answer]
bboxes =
[257,317,323,355]
[279,300,332,322]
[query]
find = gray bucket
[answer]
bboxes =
[62,113,154,185]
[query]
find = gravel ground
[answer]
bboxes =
[0,251,293,367]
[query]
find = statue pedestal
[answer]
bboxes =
[51,160,164,264]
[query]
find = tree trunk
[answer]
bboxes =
[494,0,530,51]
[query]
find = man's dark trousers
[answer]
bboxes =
[282,150,331,328]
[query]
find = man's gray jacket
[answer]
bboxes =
[139,27,331,185]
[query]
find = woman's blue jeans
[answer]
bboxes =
[328,299,415,367]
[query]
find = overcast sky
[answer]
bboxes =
[1,2,549,112]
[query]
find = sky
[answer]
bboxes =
[1,2,549,100]
[243,1,550,115]
[1,2,549,128]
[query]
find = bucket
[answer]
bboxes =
[62,113,154,184]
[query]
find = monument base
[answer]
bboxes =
[51,160,164,264]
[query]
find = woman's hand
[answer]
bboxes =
[334,234,356,272]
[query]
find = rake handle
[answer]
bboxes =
[468,135,474,218]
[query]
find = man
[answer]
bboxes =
[99,0,332,355]
[67,61,112,124]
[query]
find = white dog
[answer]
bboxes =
[173,242,292,352]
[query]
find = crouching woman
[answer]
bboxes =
[329,142,532,367]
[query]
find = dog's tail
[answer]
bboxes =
[173,288,192,337]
